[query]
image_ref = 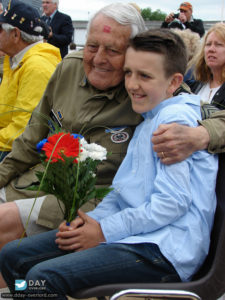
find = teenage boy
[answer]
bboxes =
[0,29,218,299]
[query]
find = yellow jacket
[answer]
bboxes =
[0,42,61,151]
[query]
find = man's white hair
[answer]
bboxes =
[87,2,146,38]
[51,0,59,7]
[2,23,43,44]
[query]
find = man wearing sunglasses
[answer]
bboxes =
[161,2,205,37]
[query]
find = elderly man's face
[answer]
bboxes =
[0,24,15,56]
[42,0,57,16]
[83,14,131,90]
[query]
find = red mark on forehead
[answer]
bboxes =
[103,25,111,33]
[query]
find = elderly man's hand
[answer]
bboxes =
[55,210,105,252]
[152,123,210,164]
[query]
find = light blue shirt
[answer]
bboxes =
[88,93,218,282]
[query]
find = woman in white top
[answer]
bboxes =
[187,23,225,110]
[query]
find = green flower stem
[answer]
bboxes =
[18,133,67,246]
[81,125,113,136]
[67,139,82,223]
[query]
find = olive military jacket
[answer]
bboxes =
[199,110,225,154]
[0,51,142,228]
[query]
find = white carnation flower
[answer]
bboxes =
[79,148,89,162]
[79,138,107,161]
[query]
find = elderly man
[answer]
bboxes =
[161,2,205,37]
[0,0,61,161]
[0,3,146,250]
[41,0,73,58]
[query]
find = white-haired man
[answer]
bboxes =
[41,0,73,57]
[0,0,61,161]
[0,3,146,252]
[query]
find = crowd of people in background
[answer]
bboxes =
[0,0,224,299]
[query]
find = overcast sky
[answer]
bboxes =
[58,0,225,22]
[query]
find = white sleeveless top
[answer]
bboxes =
[198,83,221,104]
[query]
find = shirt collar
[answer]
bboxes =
[47,9,57,20]
[10,41,43,70]
[142,93,200,119]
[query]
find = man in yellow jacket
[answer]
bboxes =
[0,0,61,161]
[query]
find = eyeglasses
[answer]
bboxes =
[180,9,187,13]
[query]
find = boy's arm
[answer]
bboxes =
[100,159,193,243]
[55,161,195,249]
[55,190,121,251]
[99,149,216,244]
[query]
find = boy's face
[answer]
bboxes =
[124,47,173,114]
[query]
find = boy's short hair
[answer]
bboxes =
[129,28,188,77]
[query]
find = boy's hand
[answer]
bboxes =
[58,215,84,233]
[55,210,105,251]
[152,123,209,164]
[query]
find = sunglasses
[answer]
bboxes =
[180,3,189,7]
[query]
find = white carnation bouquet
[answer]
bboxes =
[29,132,112,224]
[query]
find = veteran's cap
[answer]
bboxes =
[0,0,45,36]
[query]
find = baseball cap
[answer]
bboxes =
[179,2,193,11]
[0,0,45,36]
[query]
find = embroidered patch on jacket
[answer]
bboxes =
[111,132,129,143]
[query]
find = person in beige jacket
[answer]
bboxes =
[0,3,146,249]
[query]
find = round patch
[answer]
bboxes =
[111,132,129,144]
